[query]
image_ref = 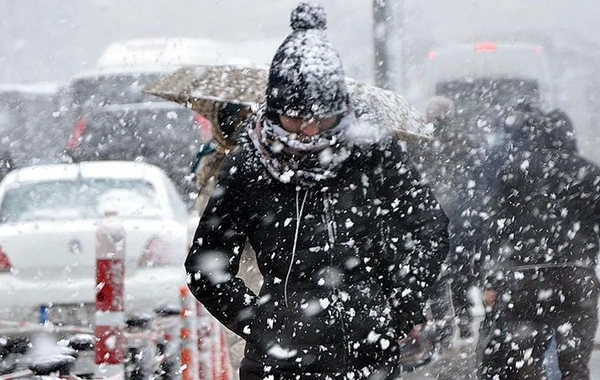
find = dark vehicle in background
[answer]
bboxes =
[418,41,555,156]
[435,78,543,145]
[60,69,165,126]
[424,41,553,124]
[66,101,211,207]
[60,68,212,207]
[425,42,552,89]
[59,37,271,208]
[419,41,556,213]
[0,82,67,170]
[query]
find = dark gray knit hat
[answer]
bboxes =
[266,2,349,120]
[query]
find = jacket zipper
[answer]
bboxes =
[322,190,349,368]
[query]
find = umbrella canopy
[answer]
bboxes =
[145,65,269,151]
[145,64,430,190]
[145,64,429,145]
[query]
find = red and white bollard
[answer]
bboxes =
[198,303,232,380]
[180,286,200,380]
[95,210,126,378]
[218,327,233,380]
[196,303,214,380]
[179,287,233,380]
[207,319,232,380]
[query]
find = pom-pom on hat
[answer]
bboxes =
[266,2,349,120]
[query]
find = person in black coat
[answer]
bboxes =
[418,96,483,340]
[185,3,449,380]
[477,106,600,380]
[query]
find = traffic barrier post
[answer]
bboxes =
[155,303,182,379]
[196,303,215,380]
[180,286,199,380]
[218,327,233,380]
[95,210,126,378]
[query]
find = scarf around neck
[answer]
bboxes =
[249,110,354,186]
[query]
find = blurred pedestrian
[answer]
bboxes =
[185,2,449,379]
[477,106,600,380]
[417,96,480,340]
[180,78,262,378]
[192,102,262,380]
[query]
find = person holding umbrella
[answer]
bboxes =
[185,2,449,379]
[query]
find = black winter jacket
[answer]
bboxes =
[185,131,449,379]
[483,146,600,288]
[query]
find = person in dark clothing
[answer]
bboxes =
[417,96,481,340]
[185,3,450,380]
[477,106,600,380]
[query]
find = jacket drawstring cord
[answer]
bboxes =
[284,188,309,308]
[323,191,337,246]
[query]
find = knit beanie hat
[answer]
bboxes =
[266,2,349,120]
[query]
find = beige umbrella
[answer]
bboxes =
[145,64,269,151]
[145,64,430,142]
[145,64,430,189]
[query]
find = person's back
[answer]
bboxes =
[493,148,600,268]
[478,107,600,380]
[418,96,482,339]
[486,106,600,270]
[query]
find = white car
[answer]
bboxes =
[0,161,194,325]
[94,37,279,71]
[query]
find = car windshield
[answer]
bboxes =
[70,72,163,109]
[0,178,163,223]
[80,107,201,158]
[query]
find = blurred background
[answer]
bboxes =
[1,3,600,376]
[1,0,599,161]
